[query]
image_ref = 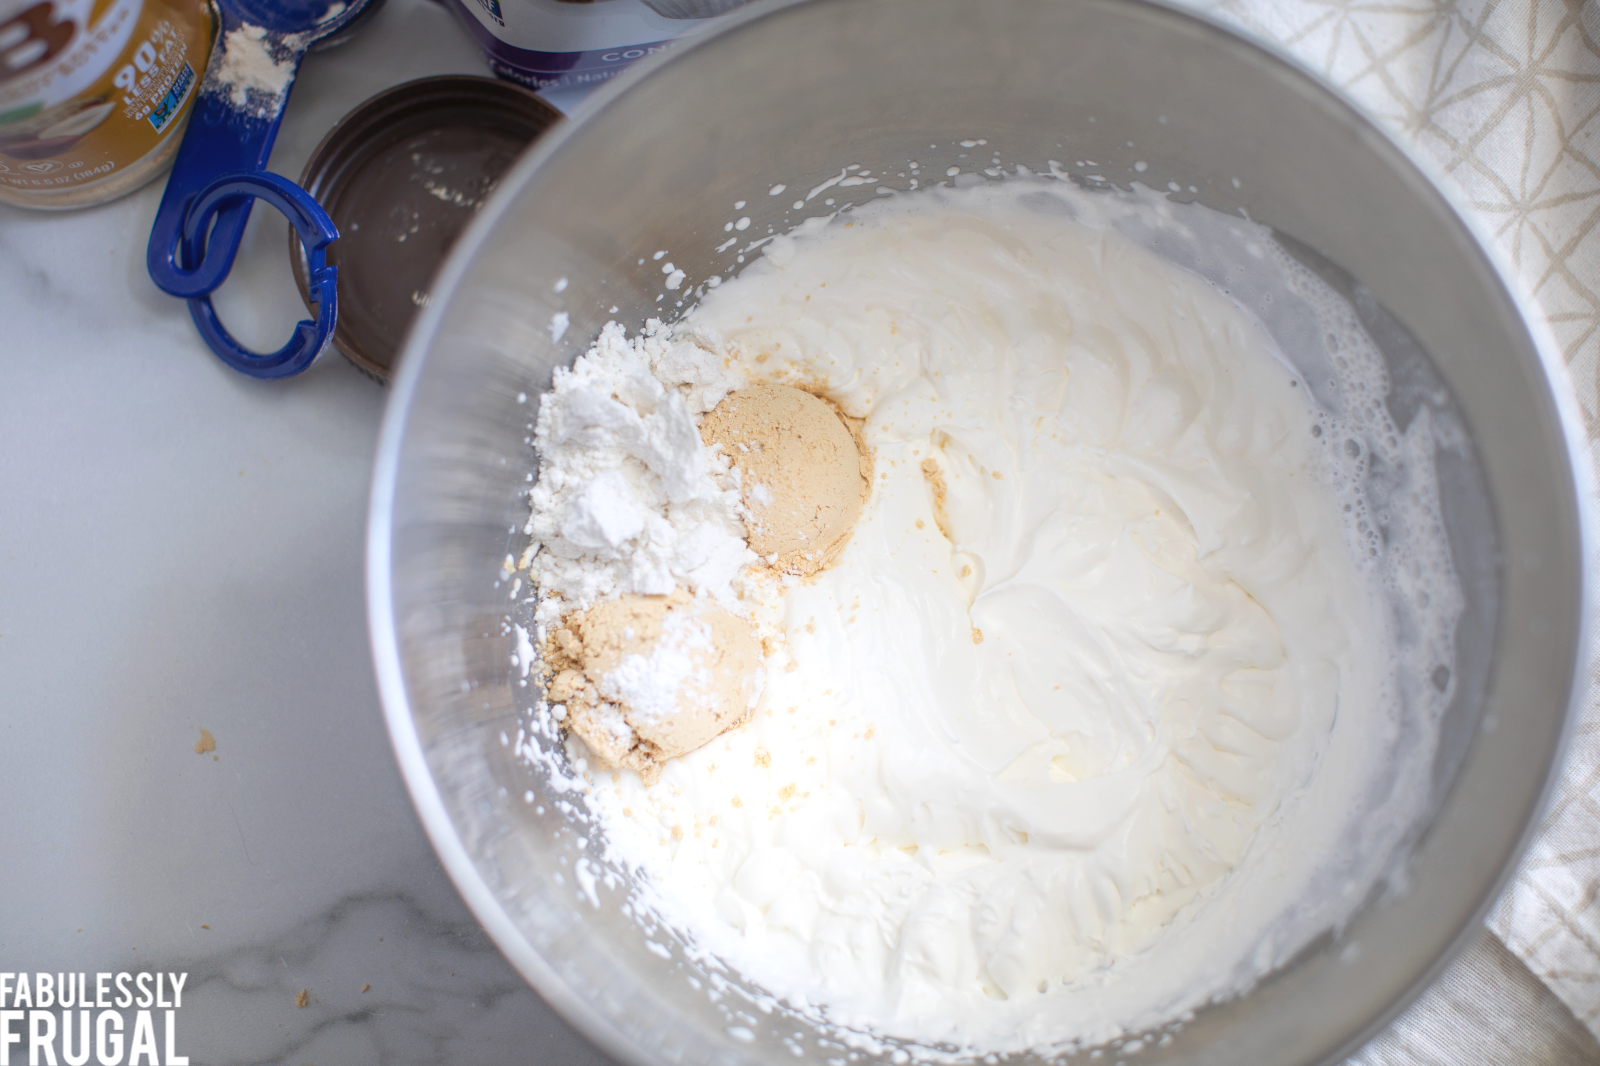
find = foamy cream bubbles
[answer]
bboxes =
[516,176,1463,1057]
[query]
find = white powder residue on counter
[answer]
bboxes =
[517,177,1465,1058]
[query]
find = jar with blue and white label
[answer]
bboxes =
[0,0,214,209]
[444,0,750,94]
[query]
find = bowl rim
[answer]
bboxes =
[366,1,1597,1062]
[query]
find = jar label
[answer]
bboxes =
[0,0,211,196]
[442,0,738,92]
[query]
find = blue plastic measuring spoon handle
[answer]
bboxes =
[146,94,277,298]
[145,5,313,299]
[182,172,339,379]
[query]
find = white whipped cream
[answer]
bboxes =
[523,179,1461,1055]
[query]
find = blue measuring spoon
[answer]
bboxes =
[146,0,373,378]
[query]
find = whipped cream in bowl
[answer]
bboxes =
[512,179,1472,1057]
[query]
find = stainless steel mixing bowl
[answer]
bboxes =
[367,1,1593,1062]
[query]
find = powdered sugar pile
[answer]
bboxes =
[210,25,297,115]
[208,0,348,118]
[523,320,755,629]
[601,610,716,726]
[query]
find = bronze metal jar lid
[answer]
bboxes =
[291,74,561,382]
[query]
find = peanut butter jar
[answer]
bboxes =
[0,0,214,210]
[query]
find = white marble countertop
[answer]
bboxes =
[1,1,1595,1063]
[0,2,612,1062]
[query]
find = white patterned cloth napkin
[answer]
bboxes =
[1174,0,1600,1055]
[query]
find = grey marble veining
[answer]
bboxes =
[155,881,611,1065]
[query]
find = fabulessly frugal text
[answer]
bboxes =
[1,973,188,1066]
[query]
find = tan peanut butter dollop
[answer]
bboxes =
[700,384,867,575]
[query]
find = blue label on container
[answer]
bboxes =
[445,0,680,91]
[474,0,504,27]
[147,62,196,134]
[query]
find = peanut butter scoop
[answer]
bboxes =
[546,591,763,782]
[700,384,867,575]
